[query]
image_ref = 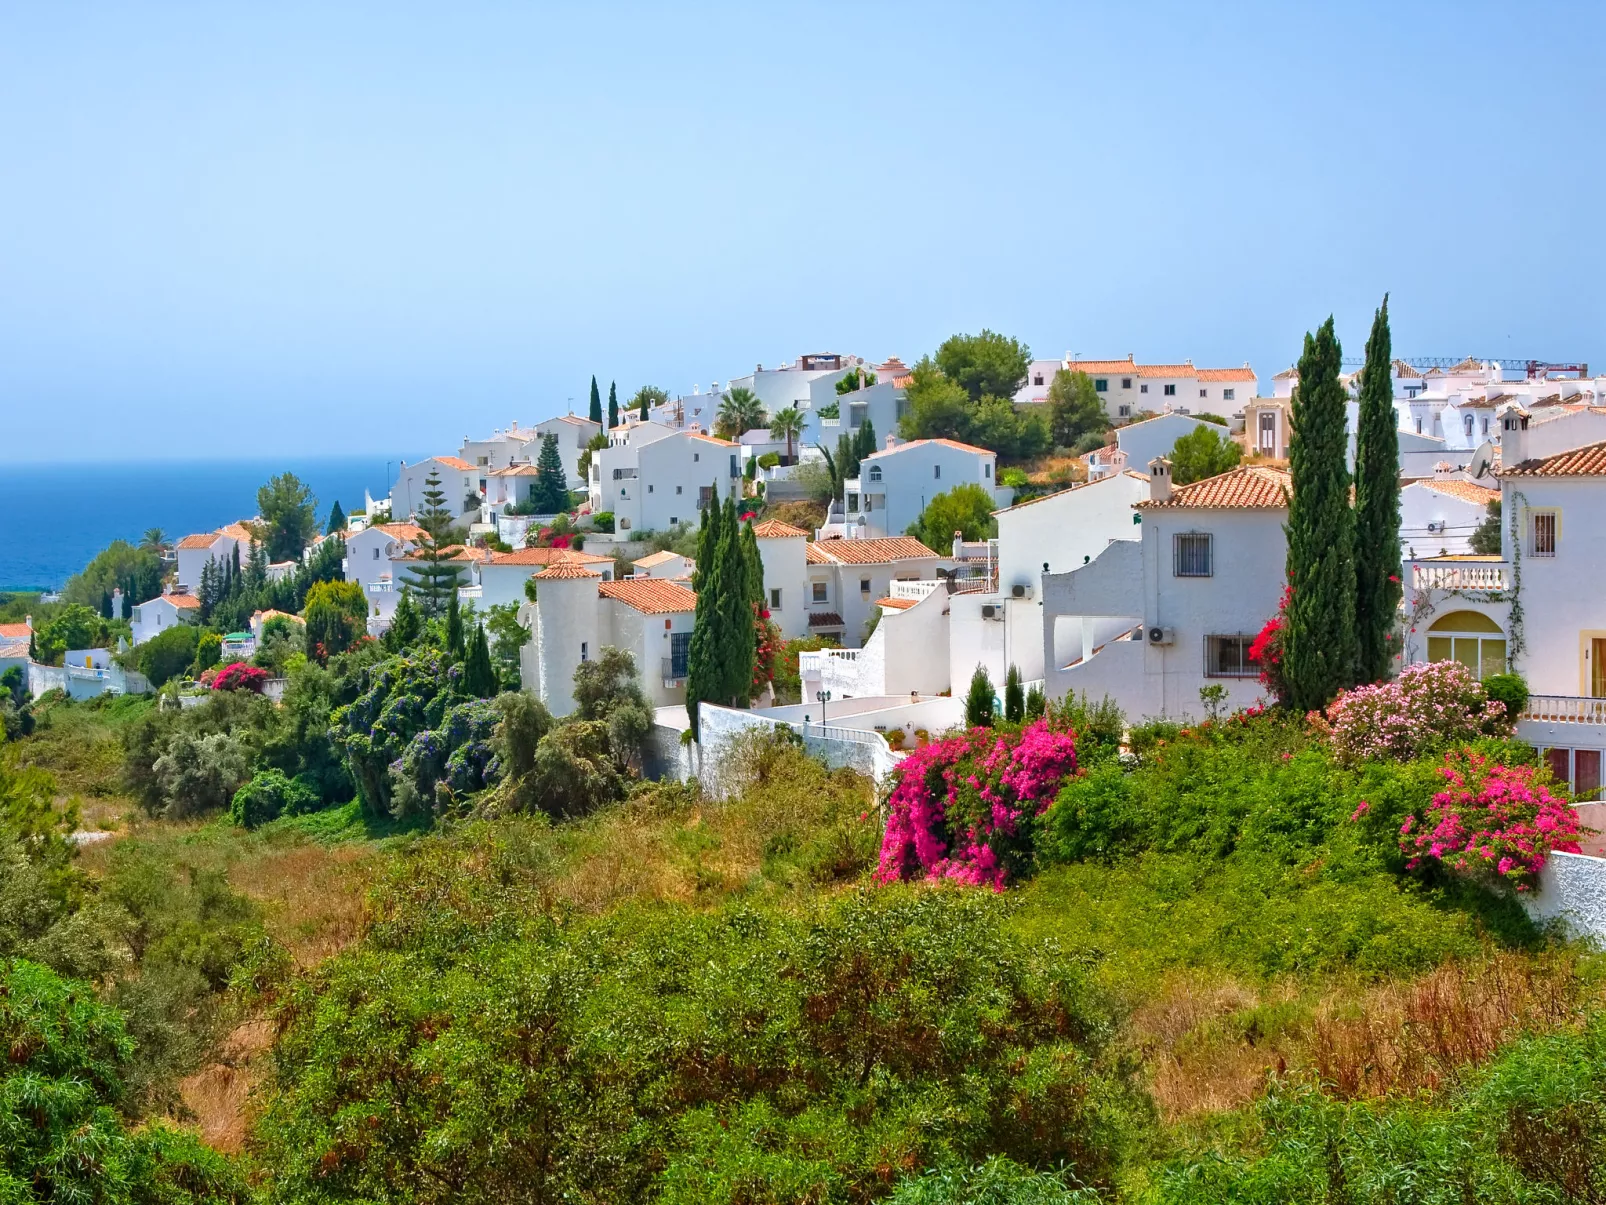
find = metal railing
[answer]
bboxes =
[1410,561,1510,591]
[890,579,942,601]
[1522,695,1606,725]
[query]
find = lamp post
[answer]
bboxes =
[816,688,832,723]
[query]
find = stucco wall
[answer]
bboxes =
[1505,478,1606,696]
[1524,851,1606,944]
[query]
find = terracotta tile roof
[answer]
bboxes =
[177,533,220,549]
[550,415,598,426]
[808,611,845,628]
[1136,362,1197,378]
[1392,359,1423,378]
[532,562,603,579]
[1197,366,1258,382]
[1456,394,1500,410]
[598,578,697,614]
[876,357,910,375]
[631,550,683,568]
[1137,465,1292,510]
[161,594,202,609]
[1273,367,1299,380]
[805,542,832,565]
[1503,439,1606,477]
[864,437,993,459]
[1418,479,1499,505]
[752,519,809,538]
[686,432,738,446]
[1449,357,1485,374]
[488,465,541,476]
[489,547,611,566]
[805,537,941,564]
[875,596,918,610]
[1066,358,1139,374]
[0,638,28,658]
[398,545,490,564]
[373,522,427,541]
[219,522,256,542]
[0,623,31,639]
[429,456,477,471]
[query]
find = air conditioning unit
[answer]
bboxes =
[981,605,998,619]
[1147,625,1176,646]
[1010,584,1032,599]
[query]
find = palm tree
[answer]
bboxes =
[140,528,167,554]
[717,387,766,439]
[768,406,806,464]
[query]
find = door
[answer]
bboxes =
[1593,639,1606,698]
[1259,411,1276,452]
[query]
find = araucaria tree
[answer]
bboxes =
[400,470,467,617]
[1284,316,1357,711]
[1353,294,1401,684]
[589,375,603,425]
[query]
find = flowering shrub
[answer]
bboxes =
[1247,585,1291,704]
[1398,749,1580,890]
[876,719,1078,890]
[1313,660,1510,765]
[211,662,270,693]
[391,699,502,816]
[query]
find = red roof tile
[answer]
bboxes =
[489,547,612,566]
[752,519,810,538]
[1503,439,1606,477]
[865,437,993,459]
[532,562,603,579]
[1417,479,1499,504]
[805,537,940,564]
[1196,366,1257,382]
[875,596,918,610]
[429,456,477,471]
[808,611,845,628]
[598,578,697,614]
[1137,465,1292,510]
[0,623,31,639]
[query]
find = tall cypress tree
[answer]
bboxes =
[692,485,722,590]
[686,494,725,739]
[1353,295,1401,685]
[446,590,464,660]
[462,623,497,696]
[716,495,756,706]
[607,380,619,430]
[588,376,603,425]
[855,418,878,463]
[638,388,650,422]
[533,434,569,513]
[1284,316,1357,711]
[740,518,764,610]
[326,500,346,534]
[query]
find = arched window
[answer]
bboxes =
[1426,610,1506,678]
[867,465,882,482]
[1464,413,1474,438]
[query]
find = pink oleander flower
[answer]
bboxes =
[1319,661,1511,765]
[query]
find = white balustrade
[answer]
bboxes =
[1410,561,1510,591]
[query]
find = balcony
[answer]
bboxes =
[1409,558,1510,592]
[1522,695,1606,725]
[890,579,942,602]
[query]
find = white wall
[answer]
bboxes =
[756,534,809,640]
[592,427,741,534]
[1399,482,1494,558]
[995,473,1148,593]
[851,441,999,541]
[1115,414,1225,473]
[1503,476,1606,696]
[393,459,481,525]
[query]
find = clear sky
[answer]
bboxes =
[3,1,1602,462]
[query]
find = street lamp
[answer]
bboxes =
[816,689,832,723]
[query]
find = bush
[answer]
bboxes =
[756,452,781,469]
[211,661,270,692]
[1482,671,1530,720]
[591,510,616,533]
[134,623,200,687]
[193,629,222,673]
[1316,660,1512,765]
[151,729,252,819]
[230,767,320,828]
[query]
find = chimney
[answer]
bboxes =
[1148,457,1173,503]
[884,434,900,450]
[756,363,763,372]
[23,614,31,630]
[1500,405,1530,467]
[111,588,124,621]
[952,530,965,558]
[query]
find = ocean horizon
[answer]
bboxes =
[0,455,423,591]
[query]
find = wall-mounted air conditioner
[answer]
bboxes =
[1147,625,1176,646]
[1010,584,1032,599]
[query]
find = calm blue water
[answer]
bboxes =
[0,457,421,590]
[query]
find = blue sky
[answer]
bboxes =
[2,1,1602,461]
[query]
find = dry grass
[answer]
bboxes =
[175,1018,276,1154]
[1131,953,1597,1123]
[1019,454,1087,487]
[226,842,375,968]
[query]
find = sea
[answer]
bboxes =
[0,456,422,592]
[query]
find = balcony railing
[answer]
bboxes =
[1410,561,1510,592]
[1522,695,1606,725]
[890,579,942,601]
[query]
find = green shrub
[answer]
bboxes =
[1482,671,1531,721]
[1042,763,1141,864]
[134,623,200,687]
[193,630,222,673]
[592,510,616,533]
[230,768,320,828]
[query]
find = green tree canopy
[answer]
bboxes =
[133,623,200,687]
[462,623,498,697]
[1169,424,1244,485]
[906,484,997,551]
[630,384,669,420]
[532,434,570,513]
[769,406,806,462]
[256,471,319,562]
[63,540,163,610]
[934,330,1031,402]
[303,580,368,662]
[1047,369,1108,448]
[33,604,110,666]
[717,387,766,440]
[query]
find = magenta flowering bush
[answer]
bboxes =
[1398,749,1581,891]
[875,719,1078,890]
[1314,660,1511,765]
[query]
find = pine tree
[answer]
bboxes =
[1004,664,1024,723]
[326,500,346,534]
[1284,316,1358,712]
[462,624,497,697]
[446,590,464,660]
[533,434,569,513]
[1353,295,1401,685]
[607,380,618,431]
[400,470,468,617]
[589,375,603,425]
[965,666,996,728]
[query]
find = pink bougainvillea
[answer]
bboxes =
[1398,749,1581,890]
[875,719,1078,891]
[211,662,270,693]
[1313,659,1511,765]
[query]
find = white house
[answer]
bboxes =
[631,551,695,580]
[0,621,32,679]
[518,563,697,717]
[752,520,812,639]
[1399,478,1498,558]
[131,590,202,646]
[483,465,549,515]
[391,456,482,528]
[533,414,604,487]
[1112,413,1233,475]
[470,546,615,610]
[833,437,1008,541]
[458,424,544,473]
[588,423,743,535]
[1016,356,1258,422]
[174,522,254,593]
[1042,461,1290,719]
[797,536,949,647]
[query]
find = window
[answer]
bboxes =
[372,547,380,560]
[669,517,678,525]
[1532,512,1557,557]
[984,463,992,478]
[1481,417,1490,436]
[1164,384,1177,397]
[580,642,589,663]
[1173,532,1213,577]
[1032,373,1044,386]
[770,587,782,609]
[860,577,871,595]
[477,456,488,466]
[847,492,859,511]
[1206,635,1256,677]
[1140,384,1149,394]
[1118,405,1132,418]
[1094,378,1108,392]
[1223,388,1235,401]
[693,452,700,462]
[1122,377,1132,389]
[1199,388,1208,398]
[676,485,682,494]
[730,454,739,477]
[669,631,691,679]
[812,581,827,604]
[648,484,654,493]
[698,486,714,509]
[1416,418,1423,434]
[868,465,882,482]
[1426,610,1507,678]
[1540,747,1603,798]
[1464,414,1475,438]
[933,465,941,479]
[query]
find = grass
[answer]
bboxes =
[11,693,152,827]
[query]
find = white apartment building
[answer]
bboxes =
[391,456,482,527]
[798,536,949,647]
[345,521,425,595]
[752,520,812,640]
[174,522,255,592]
[833,437,1008,542]
[1111,413,1234,474]
[518,563,696,717]
[1399,478,1497,558]
[1042,462,1290,719]
[587,422,742,535]
[459,416,602,488]
[470,547,614,610]
[1015,356,1258,422]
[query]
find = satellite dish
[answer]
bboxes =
[1468,440,1494,479]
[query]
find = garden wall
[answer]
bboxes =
[1524,850,1606,944]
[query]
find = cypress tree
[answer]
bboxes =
[692,486,722,590]
[463,624,497,696]
[385,588,422,652]
[446,590,464,660]
[1004,664,1024,723]
[686,495,726,739]
[588,375,603,425]
[740,518,764,610]
[965,666,995,728]
[326,500,346,534]
[1354,295,1401,685]
[100,591,113,620]
[856,418,878,462]
[1284,316,1357,712]
[638,388,650,422]
[607,380,619,430]
[719,496,757,706]
[533,434,569,513]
